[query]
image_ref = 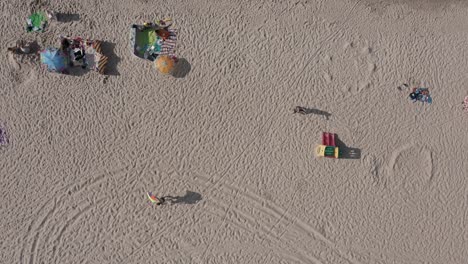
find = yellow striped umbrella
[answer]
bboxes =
[154,55,175,74]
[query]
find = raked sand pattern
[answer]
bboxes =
[1,0,468,263]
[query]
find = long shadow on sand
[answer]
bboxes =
[335,135,361,159]
[164,191,202,205]
[56,13,80,22]
[101,41,120,76]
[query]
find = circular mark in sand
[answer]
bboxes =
[386,144,433,194]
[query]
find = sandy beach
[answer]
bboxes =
[1,0,467,263]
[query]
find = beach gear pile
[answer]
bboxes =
[130,18,178,71]
[60,36,108,74]
[40,37,108,74]
[409,87,432,104]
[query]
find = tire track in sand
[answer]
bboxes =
[192,172,363,264]
[50,198,106,262]
[118,167,323,264]
[118,154,362,264]
[48,160,156,263]
[20,198,57,264]
[19,159,154,264]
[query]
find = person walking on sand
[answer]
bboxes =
[147,192,166,205]
[156,196,166,205]
[293,106,307,115]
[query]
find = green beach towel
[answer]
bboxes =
[26,12,48,32]
[135,28,157,55]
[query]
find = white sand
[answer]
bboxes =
[1,0,468,263]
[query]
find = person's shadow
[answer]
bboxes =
[335,135,361,159]
[164,191,202,205]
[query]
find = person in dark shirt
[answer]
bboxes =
[156,197,166,205]
[293,106,307,115]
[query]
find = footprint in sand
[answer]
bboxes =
[8,53,21,70]
[338,41,377,95]
[386,144,434,194]
[363,154,381,185]
[7,53,37,86]
[323,72,333,84]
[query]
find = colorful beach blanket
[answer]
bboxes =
[409,87,432,104]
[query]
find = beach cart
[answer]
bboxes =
[316,132,341,158]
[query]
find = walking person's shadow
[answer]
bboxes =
[164,191,202,205]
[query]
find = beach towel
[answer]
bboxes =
[160,28,177,57]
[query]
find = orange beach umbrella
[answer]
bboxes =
[154,55,175,74]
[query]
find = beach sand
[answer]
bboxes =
[1,0,467,263]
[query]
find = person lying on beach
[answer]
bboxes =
[7,47,21,54]
[7,40,32,54]
[293,106,307,115]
